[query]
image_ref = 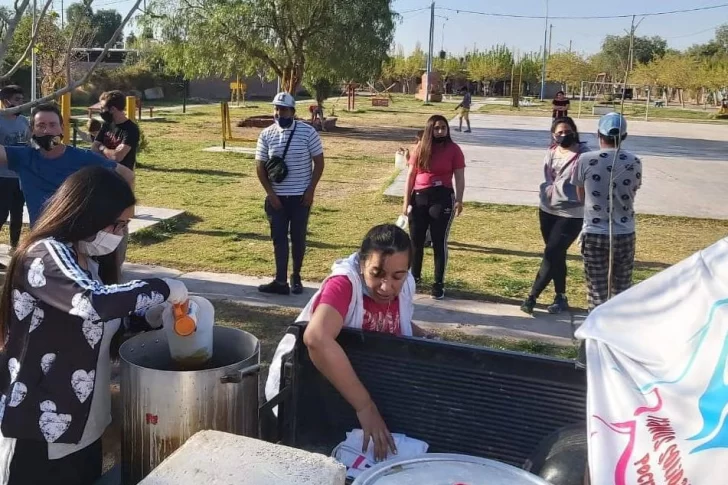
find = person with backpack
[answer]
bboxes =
[521,117,590,315]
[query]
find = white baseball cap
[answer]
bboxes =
[272,92,296,109]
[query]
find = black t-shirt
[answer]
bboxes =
[95,119,140,170]
[552,99,570,118]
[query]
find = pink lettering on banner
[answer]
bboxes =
[592,388,663,485]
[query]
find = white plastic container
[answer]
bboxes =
[394,148,409,170]
[162,296,215,369]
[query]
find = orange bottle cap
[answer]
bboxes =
[172,301,196,336]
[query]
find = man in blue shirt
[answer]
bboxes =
[0,103,134,226]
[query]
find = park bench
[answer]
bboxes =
[263,323,587,477]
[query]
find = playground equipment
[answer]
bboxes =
[367,81,395,107]
[219,101,258,149]
[346,82,358,111]
[230,78,246,106]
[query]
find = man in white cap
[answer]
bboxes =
[255,92,325,295]
[570,112,643,311]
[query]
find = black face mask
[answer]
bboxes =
[433,136,448,144]
[100,110,113,123]
[32,134,62,151]
[555,133,576,148]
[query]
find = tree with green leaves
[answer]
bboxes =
[142,0,396,93]
[598,34,667,81]
[687,24,728,61]
[434,55,463,91]
[546,51,595,93]
[467,45,513,94]
[91,9,122,47]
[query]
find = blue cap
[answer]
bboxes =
[598,112,627,138]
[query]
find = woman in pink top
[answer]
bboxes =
[300,224,428,462]
[402,115,466,299]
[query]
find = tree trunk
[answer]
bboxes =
[679,89,685,108]
[281,63,304,94]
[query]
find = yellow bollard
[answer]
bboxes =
[220,102,227,149]
[60,93,71,142]
[126,96,137,122]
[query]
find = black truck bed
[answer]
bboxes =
[266,324,587,467]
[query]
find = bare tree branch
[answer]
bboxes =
[1,0,144,115]
[0,0,31,67]
[0,0,53,82]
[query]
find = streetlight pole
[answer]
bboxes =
[539,0,549,100]
[425,1,435,104]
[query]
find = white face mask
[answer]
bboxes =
[78,230,123,256]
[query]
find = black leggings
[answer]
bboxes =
[8,438,102,485]
[0,178,24,247]
[530,209,582,298]
[409,186,455,285]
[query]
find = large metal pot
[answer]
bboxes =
[119,326,260,485]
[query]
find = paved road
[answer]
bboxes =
[386,114,728,219]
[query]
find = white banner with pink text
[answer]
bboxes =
[576,237,728,485]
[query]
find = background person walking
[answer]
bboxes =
[454,88,472,133]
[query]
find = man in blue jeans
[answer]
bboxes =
[255,92,325,295]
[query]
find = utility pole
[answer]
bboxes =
[425,1,435,104]
[61,0,64,28]
[31,0,37,101]
[568,40,572,53]
[623,16,644,77]
[548,24,553,58]
[539,0,549,100]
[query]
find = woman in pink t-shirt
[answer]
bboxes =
[300,224,428,462]
[402,114,466,299]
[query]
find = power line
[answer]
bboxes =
[396,6,431,15]
[437,2,728,20]
[665,23,724,39]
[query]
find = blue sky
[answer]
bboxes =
[6,0,725,56]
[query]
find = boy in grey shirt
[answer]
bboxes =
[0,85,30,252]
[571,113,642,310]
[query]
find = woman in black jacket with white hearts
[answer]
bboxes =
[0,166,188,485]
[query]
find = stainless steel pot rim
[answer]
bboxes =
[351,453,551,484]
[119,327,260,373]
